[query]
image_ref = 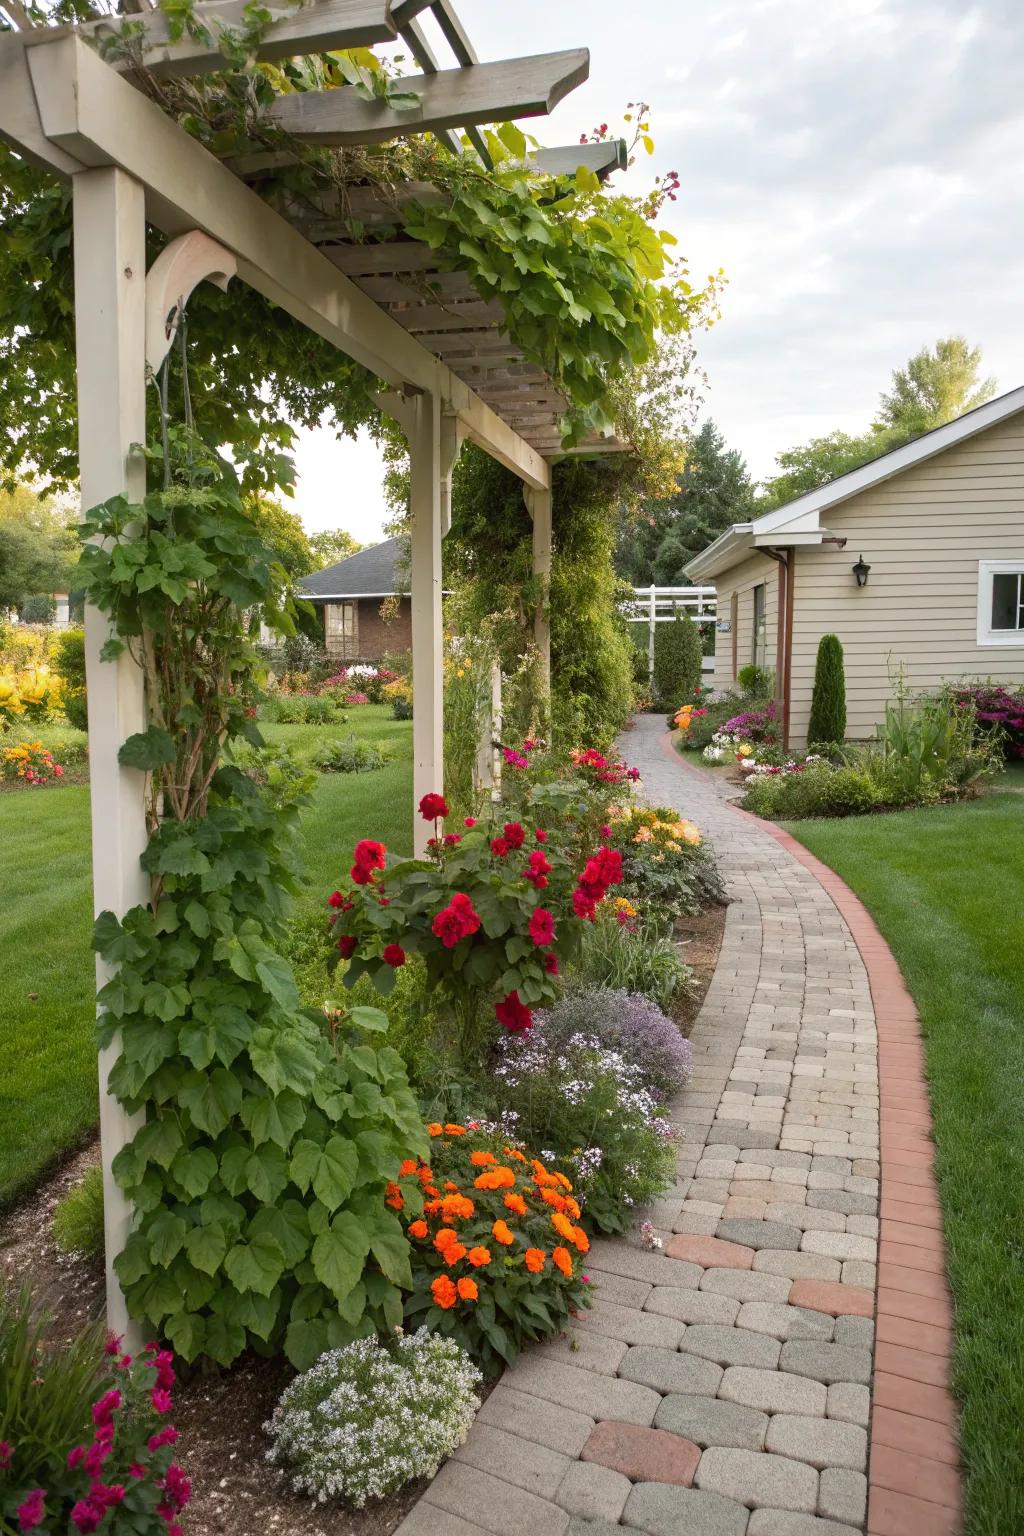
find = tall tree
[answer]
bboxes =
[873,335,996,441]
[616,420,755,585]
[307,528,363,568]
[759,335,998,510]
[242,494,311,578]
[0,486,78,613]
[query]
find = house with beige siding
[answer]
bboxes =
[685,386,1024,748]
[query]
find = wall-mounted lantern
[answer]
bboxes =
[852,554,871,588]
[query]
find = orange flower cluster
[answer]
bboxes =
[397,1123,588,1314]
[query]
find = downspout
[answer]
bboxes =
[765,548,795,752]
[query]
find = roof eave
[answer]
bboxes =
[683,523,754,581]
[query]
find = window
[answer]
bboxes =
[325,600,359,660]
[977,561,1024,646]
[752,583,767,668]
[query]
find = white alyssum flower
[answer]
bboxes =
[264,1329,481,1508]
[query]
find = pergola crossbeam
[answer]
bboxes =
[266,48,590,148]
[78,0,398,81]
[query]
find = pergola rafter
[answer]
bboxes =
[0,0,632,1336]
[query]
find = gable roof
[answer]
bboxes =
[299,537,406,600]
[685,383,1024,581]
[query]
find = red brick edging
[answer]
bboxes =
[662,739,964,1535]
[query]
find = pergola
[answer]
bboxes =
[0,0,631,1332]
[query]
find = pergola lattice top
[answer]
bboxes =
[8,0,630,459]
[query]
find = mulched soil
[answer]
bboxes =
[672,901,726,1036]
[0,1150,460,1536]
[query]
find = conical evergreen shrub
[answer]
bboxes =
[653,609,703,706]
[807,632,847,747]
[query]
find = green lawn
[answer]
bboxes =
[0,708,412,1205]
[788,782,1024,1536]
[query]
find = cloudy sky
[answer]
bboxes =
[293,0,1024,539]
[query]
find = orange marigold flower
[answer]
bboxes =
[424,1198,443,1214]
[552,1171,574,1192]
[565,1197,581,1220]
[551,1212,576,1242]
[504,1146,527,1162]
[571,1226,590,1254]
[427,1123,444,1137]
[470,1151,497,1167]
[399,1159,419,1177]
[408,1220,428,1240]
[423,1185,440,1198]
[539,1187,567,1212]
[533,1169,560,1189]
[444,1180,459,1192]
[431,1275,457,1309]
[434,1227,459,1254]
[443,1242,467,1266]
[467,1246,492,1267]
[441,1193,475,1220]
[385,1182,404,1210]
[474,1167,516,1191]
[531,1158,548,1176]
[524,1248,547,1273]
[503,1193,528,1216]
[492,1219,515,1246]
[456,1277,479,1301]
[417,1165,435,1185]
[552,1246,573,1278]
[444,1123,467,1136]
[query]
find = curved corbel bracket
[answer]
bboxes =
[145,231,237,375]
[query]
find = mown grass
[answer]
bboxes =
[0,708,411,1205]
[788,783,1024,1536]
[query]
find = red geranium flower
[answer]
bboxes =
[419,792,449,821]
[444,833,462,846]
[353,839,386,872]
[337,935,357,959]
[528,907,555,947]
[495,990,533,1033]
[535,828,548,843]
[382,944,406,967]
[464,817,477,827]
[573,889,597,921]
[503,822,526,849]
[490,837,510,858]
[544,952,559,975]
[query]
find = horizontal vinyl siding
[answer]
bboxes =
[788,416,1024,746]
[712,553,779,693]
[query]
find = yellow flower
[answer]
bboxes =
[613,896,638,918]
[634,826,653,844]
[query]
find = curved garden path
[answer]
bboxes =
[396,714,961,1536]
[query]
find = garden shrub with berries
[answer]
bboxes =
[395,1125,591,1373]
[0,1285,190,1536]
[328,791,624,1056]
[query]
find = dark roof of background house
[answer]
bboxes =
[299,537,407,599]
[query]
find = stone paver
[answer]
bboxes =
[396,717,961,1536]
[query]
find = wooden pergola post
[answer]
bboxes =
[73,166,149,1342]
[524,483,553,698]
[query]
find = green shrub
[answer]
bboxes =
[573,908,691,1008]
[259,691,344,725]
[653,609,703,706]
[312,734,390,774]
[53,1166,105,1258]
[816,767,882,815]
[742,763,880,819]
[807,634,847,747]
[53,627,88,731]
[737,663,773,698]
[265,1329,481,1505]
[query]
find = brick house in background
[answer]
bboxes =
[299,537,411,662]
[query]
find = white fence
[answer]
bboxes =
[622,585,718,677]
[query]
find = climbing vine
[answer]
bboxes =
[81,433,427,1370]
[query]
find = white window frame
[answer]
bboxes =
[977,560,1024,647]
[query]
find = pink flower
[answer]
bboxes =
[15,1490,46,1531]
[150,1387,173,1414]
[573,889,597,921]
[147,1426,178,1453]
[443,833,462,846]
[104,1332,122,1357]
[154,1350,175,1390]
[128,1463,146,1479]
[53,765,64,777]
[544,952,559,975]
[0,1442,11,1470]
[91,1389,121,1427]
[161,1464,192,1512]
[67,1447,85,1470]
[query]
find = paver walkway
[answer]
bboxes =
[396,715,957,1536]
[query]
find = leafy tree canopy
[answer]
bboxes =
[615,419,755,585]
[242,494,312,579]
[759,336,997,510]
[0,485,78,612]
[307,529,363,569]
